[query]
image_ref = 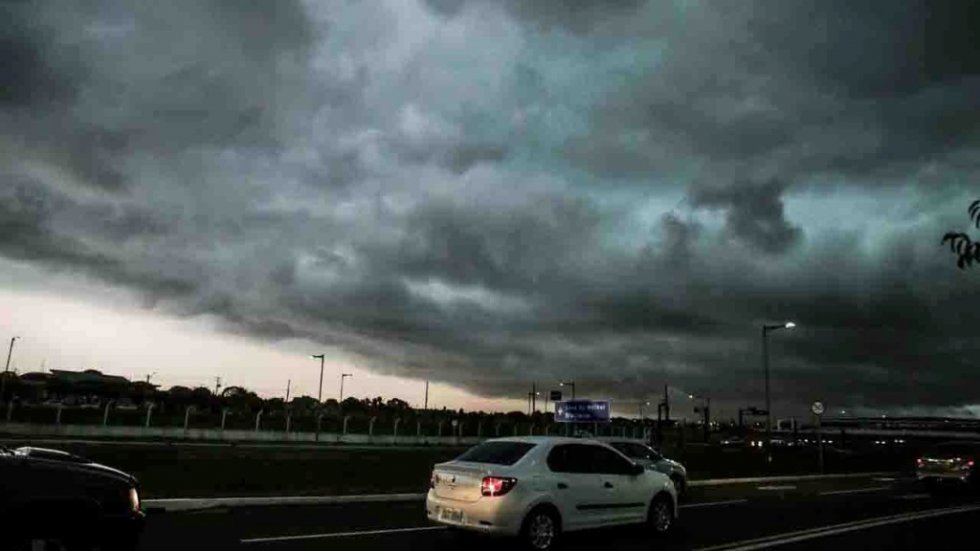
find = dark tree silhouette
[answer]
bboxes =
[942,200,980,269]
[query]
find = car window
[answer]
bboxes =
[549,444,611,473]
[455,441,536,465]
[584,445,634,475]
[641,445,664,461]
[610,442,661,461]
[546,444,571,472]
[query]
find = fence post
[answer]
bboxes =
[56,403,63,425]
[369,416,377,437]
[513,424,518,436]
[416,420,422,437]
[285,412,291,434]
[103,400,114,426]
[458,421,464,438]
[184,406,194,431]
[255,409,263,432]
[477,421,482,438]
[343,415,351,435]
[495,423,501,437]
[145,404,155,428]
[394,418,401,443]
[315,412,324,442]
[438,420,444,437]
[220,408,229,431]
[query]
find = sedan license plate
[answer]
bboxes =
[440,507,463,523]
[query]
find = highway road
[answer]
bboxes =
[138,475,980,550]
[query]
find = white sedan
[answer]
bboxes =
[426,436,678,550]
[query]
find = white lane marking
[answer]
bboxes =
[695,504,980,551]
[872,477,897,482]
[241,525,446,544]
[818,487,890,496]
[896,493,930,500]
[144,493,427,512]
[756,485,796,491]
[681,499,749,509]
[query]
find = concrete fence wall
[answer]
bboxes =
[0,422,651,446]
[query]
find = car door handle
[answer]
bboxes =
[557,482,568,490]
[604,481,614,488]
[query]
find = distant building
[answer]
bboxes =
[16,369,153,406]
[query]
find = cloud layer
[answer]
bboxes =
[2,0,980,416]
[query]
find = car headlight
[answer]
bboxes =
[128,487,140,512]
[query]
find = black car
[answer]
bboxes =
[0,446,144,550]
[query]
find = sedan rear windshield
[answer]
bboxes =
[455,441,536,465]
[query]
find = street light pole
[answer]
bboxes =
[311,354,325,405]
[1,336,19,403]
[762,321,795,463]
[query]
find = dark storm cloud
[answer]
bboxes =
[570,0,980,182]
[3,0,980,416]
[690,179,802,255]
[421,0,647,32]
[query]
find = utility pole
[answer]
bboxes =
[424,380,429,410]
[214,376,222,396]
[663,384,670,422]
[285,379,291,402]
[532,382,536,413]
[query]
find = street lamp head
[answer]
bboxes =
[785,322,796,329]
[311,354,324,360]
[688,394,694,399]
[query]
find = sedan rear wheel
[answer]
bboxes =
[521,507,560,551]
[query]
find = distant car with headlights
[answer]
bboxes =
[917,441,980,494]
[426,437,678,550]
[0,446,144,550]
[601,439,688,496]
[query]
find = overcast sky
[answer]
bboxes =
[2,0,979,419]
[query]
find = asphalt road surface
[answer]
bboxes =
[139,475,980,550]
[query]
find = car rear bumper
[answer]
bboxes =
[100,510,145,548]
[425,491,523,536]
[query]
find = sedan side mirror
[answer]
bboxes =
[629,463,645,476]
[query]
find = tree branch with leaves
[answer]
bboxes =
[942,200,980,269]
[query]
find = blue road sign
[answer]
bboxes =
[555,400,611,423]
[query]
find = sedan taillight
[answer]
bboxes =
[480,476,517,497]
[128,487,140,512]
